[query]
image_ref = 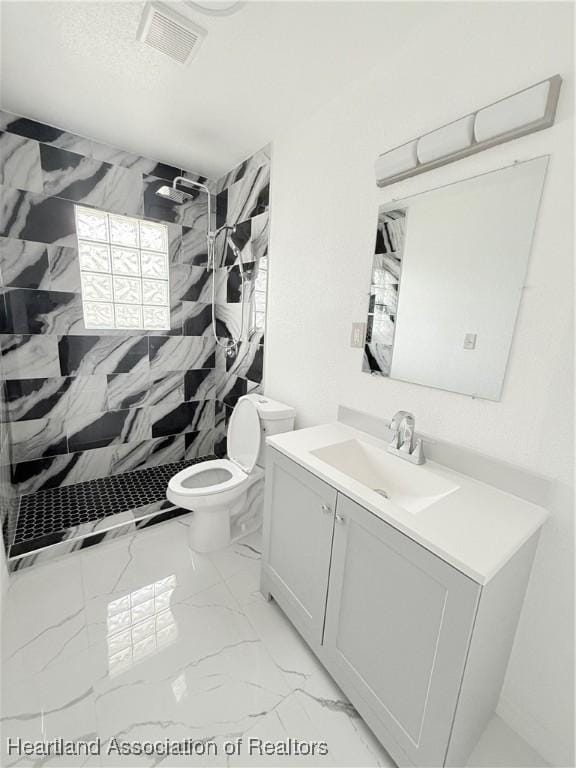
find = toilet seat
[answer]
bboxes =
[168,398,263,500]
[168,458,247,498]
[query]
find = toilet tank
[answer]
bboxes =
[241,394,295,468]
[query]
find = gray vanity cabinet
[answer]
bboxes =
[261,448,337,650]
[322,494,479,767]
[261,447,539,767]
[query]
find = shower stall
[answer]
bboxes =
[0,109,270,570]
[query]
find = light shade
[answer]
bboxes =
[375,140,418,182]
[375,76,561,188]
[417,115,475,164]
[474,80,551,143]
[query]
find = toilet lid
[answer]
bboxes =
[227,397,261,473]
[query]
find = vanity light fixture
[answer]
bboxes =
[375,75,562,187]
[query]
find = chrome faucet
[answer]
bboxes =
[388,410,425,464]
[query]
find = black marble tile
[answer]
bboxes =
[184,428,214,459]
[149,163,182,182]
[142,175,207,225]
[222,377,247,408]
[0,237,50,289]
[244,345,264,383]
[170,264,211,303]
[48,244,81,292]
[0,115,91,154]
[142,175,180,223]
[0,186,76,246]
[148,335,215,371]
[214,432,227,459]
[0,333,61,379]
[224,333,265,382]
[215,400,234,430]
[216,189,228,228]
[151,400,209,438]
[68,407,149,452]
[106,370,183,410]
[183,368,215,400]
[0,294,8,334]
[59,335,149,376]
[250,211,269,261]
[3,376,72,421]
[227,261,257,302]
[39,144,109,205]
[181,225,208,267]
[233,219,252,245]
[10,416,68,462]
[110,434,185,474]
[3,288,82,334]
[215,146,270,195]
[182,302,212,336]
[10,452,86,494]
[225,164,270,225]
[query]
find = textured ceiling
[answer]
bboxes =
[0,1,427,177]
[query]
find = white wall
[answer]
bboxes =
[265,3,574,765]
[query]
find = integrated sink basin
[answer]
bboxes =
[311,438,460,514]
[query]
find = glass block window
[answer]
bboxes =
[75,206,170,330]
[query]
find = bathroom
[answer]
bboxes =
[0,1,573,766]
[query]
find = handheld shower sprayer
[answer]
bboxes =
[155,178,247,350]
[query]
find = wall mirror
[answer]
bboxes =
[363,156,548,400]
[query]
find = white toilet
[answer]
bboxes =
[167,393,295,553]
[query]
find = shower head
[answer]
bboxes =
[155,175,210,204]
[156,184,195,203]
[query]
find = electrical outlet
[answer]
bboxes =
[351,322,367,348]
[463,333,477,350]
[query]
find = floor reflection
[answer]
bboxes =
[106,574,178,676]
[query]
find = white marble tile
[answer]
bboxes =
[225,559,263,607]
[0,133,43,193]
[93,586,291,765]
[228,693,334,767]
[0,516,537,767]
[290,688,394,768]
[81,524,222,645]
[1,552,89,685]
[0,647,101,767]
[209,531,262,581]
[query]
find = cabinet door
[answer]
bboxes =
[261,448,337,649]
[323,494,480,767]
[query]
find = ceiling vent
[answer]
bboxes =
[137,2,207,65]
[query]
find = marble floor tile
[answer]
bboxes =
[81,524,222,645]
[0,647,102,767]
[0,518,525,767]
[1,552,89,685]
[208,530,262,581]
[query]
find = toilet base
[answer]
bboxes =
[187,492,247,553]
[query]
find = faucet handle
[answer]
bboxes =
[411,438,425,464]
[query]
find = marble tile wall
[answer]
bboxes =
[0,110,218,499]
[213,146,270,457]
[0,347,18,551]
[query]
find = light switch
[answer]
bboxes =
[463,333,477,350]
[351,322,367,348]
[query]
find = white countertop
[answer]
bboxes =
[266,422,549,585]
